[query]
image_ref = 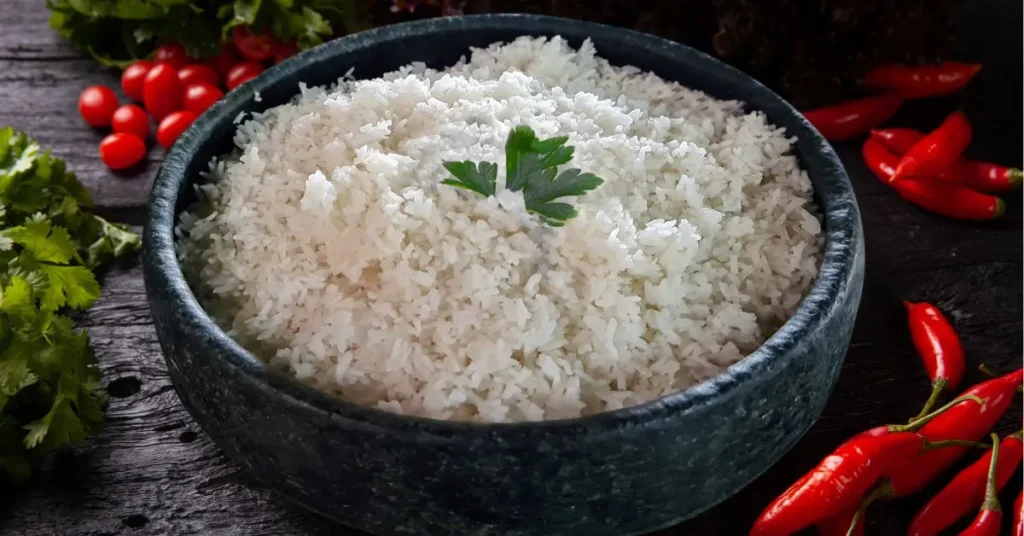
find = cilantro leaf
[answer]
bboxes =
[442,125,604,226]
[441,161,497,198]
[4,217,80,265]
[46,0,367,65]
[86,217,140,269]
[0,277,36,320]
[0,128,138,480]
[38,265,101,312]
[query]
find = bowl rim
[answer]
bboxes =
[144,13,859,438]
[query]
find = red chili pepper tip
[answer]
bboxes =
[958,434,1004,536]
[891,111,973,183]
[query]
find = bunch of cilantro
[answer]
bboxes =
[46,0,369,67]
[0,127,139,481]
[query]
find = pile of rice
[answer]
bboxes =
[176,36,823,422]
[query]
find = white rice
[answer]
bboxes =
[176,36,823,422]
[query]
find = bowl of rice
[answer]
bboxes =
[143,14,864,536]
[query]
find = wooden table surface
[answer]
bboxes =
[0,1,1020,534]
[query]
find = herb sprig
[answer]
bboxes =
[46,0,369,67]
[443,126,604,226]
[0,127,140,481]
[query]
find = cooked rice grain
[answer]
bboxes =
[176,36,823,422]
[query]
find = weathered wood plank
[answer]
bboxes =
[0,0,79,60]
[0,0,1020,535]
[0,258,1018,536]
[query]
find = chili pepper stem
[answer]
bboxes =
[891,393,984,433]
[913,378,948,421]
[1009,168,1023,186]
[923,439,992,452]
[979,363,997,377]
[843,481,893,536]
[994,199,1006,218]
[981,433,1002,513]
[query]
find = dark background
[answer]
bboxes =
[0,0,1020,534]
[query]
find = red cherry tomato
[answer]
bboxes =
[156,110,197,149]
[183,83,224,116]
[99,133,146,170]
[153,43,190,70]
[231,26,274,62]
[78,85,119,127]
[225,62,264,91]
[121,61,153,102]
[110,104,150,139]
[205,45,240,83]
[271,39,299,64]
[178,64,219,88]
[143,64,182,121]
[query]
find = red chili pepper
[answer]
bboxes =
[802,95,904,142]
[904,301,965,418]
[870,128,926,154]
[863,62,983,98]
[885,369,1024,497]
[862,139,1005,220]
[870,129,1022,192]
[959,435,1004,536]
[954,160,1024,192]
[894,180,1004,220]
[1013,489,1023,536]
[908,432,1023,535]
[751,396,981,536]
[891,111,972,182]
[750,429,923,536]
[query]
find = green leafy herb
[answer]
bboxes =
[0,127,139,482]
[45,0,370,67]
[443,125,604,226]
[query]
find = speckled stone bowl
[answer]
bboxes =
[143,14,864,536]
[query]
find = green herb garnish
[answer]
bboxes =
[443,125,604,227]
[0,127,140,482]
[46,0,369,68]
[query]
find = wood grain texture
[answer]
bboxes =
[0,0,1020,534]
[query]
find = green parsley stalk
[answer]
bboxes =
[0,127,140,482]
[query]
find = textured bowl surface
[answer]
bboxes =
[143,14,864,536]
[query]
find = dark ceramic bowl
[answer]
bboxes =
[143,14,864,536]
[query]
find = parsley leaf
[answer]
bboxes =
[522,167,604,227]
[441,161,497,197]
[0,128,138,482]
[442,125,604,226]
